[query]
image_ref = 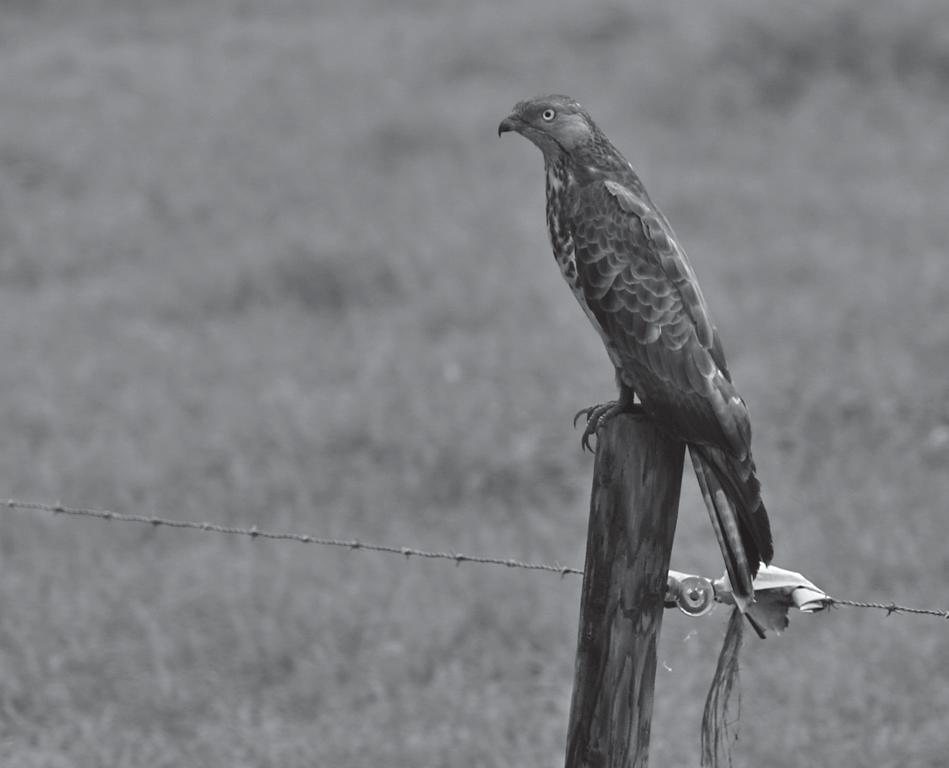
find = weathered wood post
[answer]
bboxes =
[564,414,685,768]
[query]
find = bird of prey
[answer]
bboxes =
[499,95,773,610]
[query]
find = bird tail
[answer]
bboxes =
[688,445,774,613]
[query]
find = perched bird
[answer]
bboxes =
[499,95,773,610]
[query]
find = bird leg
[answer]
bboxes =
[573,387,645,452]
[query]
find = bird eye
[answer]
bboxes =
[541,108,556,122]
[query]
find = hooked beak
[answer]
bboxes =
[498,113,521,137]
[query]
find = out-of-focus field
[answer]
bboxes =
[1,1,948,765]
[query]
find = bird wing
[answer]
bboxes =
[569,177,751,459]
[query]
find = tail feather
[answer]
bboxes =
[690,450,754,611]
[689,445,774,612]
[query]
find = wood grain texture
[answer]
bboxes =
[565,415,685,768]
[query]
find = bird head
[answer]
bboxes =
[498,94,599,159]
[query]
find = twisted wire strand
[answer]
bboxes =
[6,498,948,619]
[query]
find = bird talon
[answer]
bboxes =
[573,406,595,429]
[580,430,596,453]
[575,400,621,452]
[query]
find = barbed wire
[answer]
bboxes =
[5,498,948,620]
[826,597,949,619]
[3,499,583,576]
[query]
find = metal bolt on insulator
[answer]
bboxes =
[674,575,715,616]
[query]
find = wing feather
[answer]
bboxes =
[570,178,748,457]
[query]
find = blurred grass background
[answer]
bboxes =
[2,0,949,765]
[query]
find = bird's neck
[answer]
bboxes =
[544,155,575,208]
[545,147,627,191]
[544,156,575,271]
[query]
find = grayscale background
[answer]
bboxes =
[2,1,947,765]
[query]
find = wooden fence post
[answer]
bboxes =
[564,414,685,768]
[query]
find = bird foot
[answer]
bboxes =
[573,401,646,452]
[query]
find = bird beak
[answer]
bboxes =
[498,114,520,137]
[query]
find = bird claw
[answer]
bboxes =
[572,406,596,429]
[574,401,647,452]
[574,401,620,452]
